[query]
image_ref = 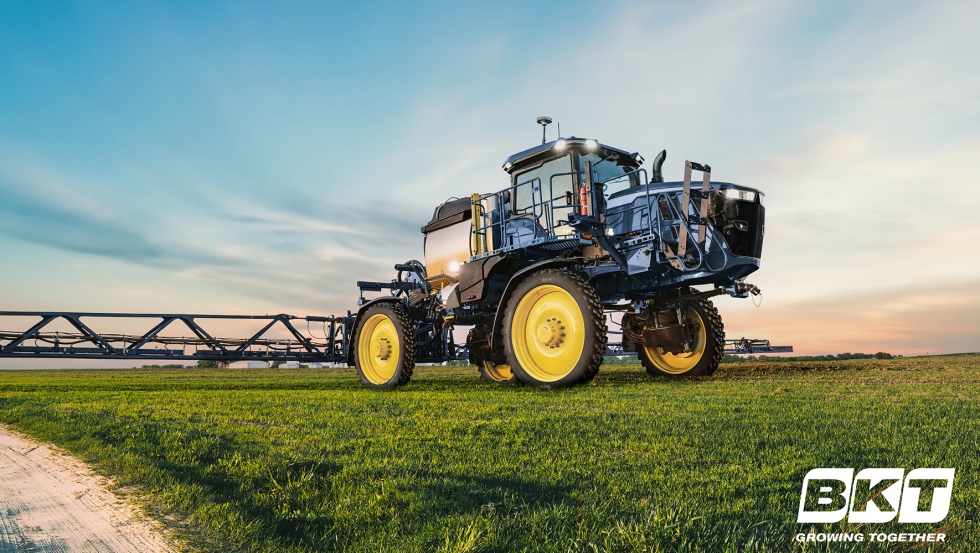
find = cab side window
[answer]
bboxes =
[512,155,574,229]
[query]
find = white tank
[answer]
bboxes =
[424,222,471,286]
[421,198,474,288]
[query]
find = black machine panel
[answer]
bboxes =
[708,195,765,259]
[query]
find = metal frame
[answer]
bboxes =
[723,338,794,355]
[0,311,353,363]
[602,341,792,356]
[605,315,791,357]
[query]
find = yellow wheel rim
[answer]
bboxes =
[357,313,400,384]
[481,360,513,382]
[511,284,585,382]
[643,307,706,375]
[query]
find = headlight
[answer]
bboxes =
[725,188,757,202]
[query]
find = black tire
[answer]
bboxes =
[352,302,415,388]
[502,269,606,389]
[467,325,515,386]
[638,299,724,377]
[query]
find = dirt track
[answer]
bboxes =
[0,425,176,553]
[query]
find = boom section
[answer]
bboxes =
[0,311,353,363]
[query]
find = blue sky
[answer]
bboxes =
[1,0,978,361]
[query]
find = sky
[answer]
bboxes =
[1,0,978,365]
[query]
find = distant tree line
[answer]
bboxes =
[603,352,899,365]
[721,352,898,363]
[172,354,903,369]
[604,355,640,364]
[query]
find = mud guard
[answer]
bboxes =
[489,258,583,358]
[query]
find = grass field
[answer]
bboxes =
[0,355,977,552]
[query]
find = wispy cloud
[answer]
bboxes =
[0,147,426,314]
[0,167,162,260]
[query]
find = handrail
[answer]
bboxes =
[470,170,590,258]
[655,191,705,272]
[469,165,683,263]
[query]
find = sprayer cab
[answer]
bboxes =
[502,137,644,206]
[418,134,767,318]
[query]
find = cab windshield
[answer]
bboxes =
[578,151,640,199]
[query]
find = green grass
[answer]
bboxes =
[0,355,978,552]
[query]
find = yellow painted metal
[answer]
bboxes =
[357,313,400,384]
[480,360,513,382]
[510,284,585,382]
[642,306,706,374]
[470,193,483,257]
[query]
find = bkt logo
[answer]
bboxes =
[798,468,955,524]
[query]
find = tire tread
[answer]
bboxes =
[352,302,415,388]
[503,268,606,388]
[639,298,724,377]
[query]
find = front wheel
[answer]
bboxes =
[638,299,724,377]
[352,302,415,388]
[502,269,606,389]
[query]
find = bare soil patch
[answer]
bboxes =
[0,424,177,553]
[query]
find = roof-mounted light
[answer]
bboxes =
[553,139,567,151]
[503,162,512,170]
[585,139,598,150]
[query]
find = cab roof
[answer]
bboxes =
[502,137,636,174]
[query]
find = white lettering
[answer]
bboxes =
[798,468,955,524]
[798,468,853,523]
[898,468,955,523]
[848,468,903,523]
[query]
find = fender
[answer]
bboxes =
[489,258,584,357]
[346,296,405,366]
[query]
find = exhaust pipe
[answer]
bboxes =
[650,149,666,183]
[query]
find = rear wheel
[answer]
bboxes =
[478,360,516,385]
[353,302,415,388]
[638,299,724,377]
[467,325,515,385]
[503,269,606,388]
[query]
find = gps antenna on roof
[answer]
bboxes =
[536,116,553,144]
